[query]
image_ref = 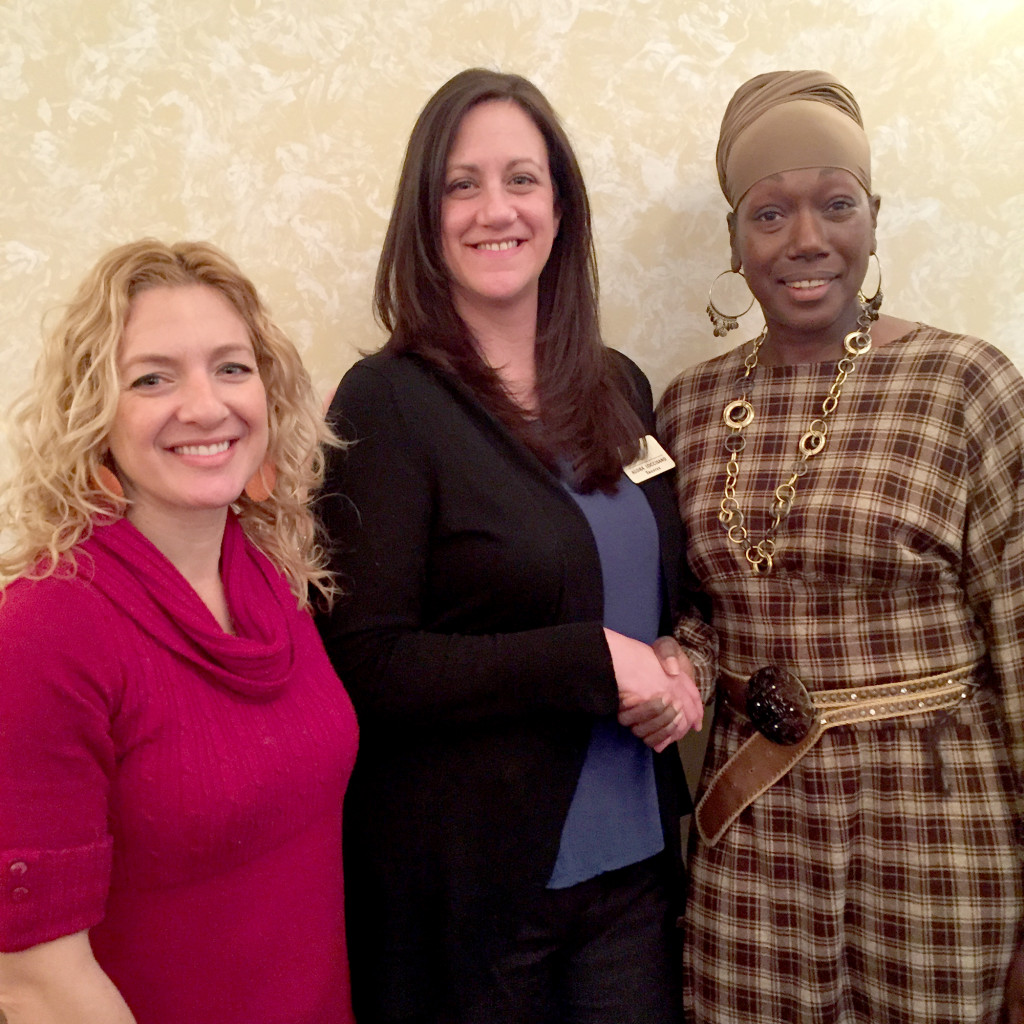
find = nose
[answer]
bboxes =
[478,182,516,227]
[178,373,229,425]
[787,208,828,259]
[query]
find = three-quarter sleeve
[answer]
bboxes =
[0,578,118,951]
[654,386,719,702]
[959,350,1024,789]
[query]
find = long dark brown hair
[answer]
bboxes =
[374,68,644,492]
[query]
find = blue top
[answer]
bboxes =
[547,475,665,889]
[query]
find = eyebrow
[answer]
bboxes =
[750,171,860,201]
[120,343,255,370]
[446,157,545,174]
[757,167,850,185]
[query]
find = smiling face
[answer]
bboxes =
[106,284,269,541]
[730,167,880,354]
[440,100,561,323]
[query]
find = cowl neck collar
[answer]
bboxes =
[77,514,297,699]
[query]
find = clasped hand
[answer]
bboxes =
[603,628,704,753]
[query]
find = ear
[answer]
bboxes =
[553,200,562,237]
[868,193,881,252]
[727,211,741,273]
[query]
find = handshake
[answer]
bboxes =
[604,628,704,753]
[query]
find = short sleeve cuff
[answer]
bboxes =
[0,838,113,951]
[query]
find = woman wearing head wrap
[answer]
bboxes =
[658,70,1024,1023]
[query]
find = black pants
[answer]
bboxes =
[472,855,682,1024]
[372,857,681,1024]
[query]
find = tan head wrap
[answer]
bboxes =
[717,70,871,209]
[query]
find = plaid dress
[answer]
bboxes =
[657,325,1024,1024]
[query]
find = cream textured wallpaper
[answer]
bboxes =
[2,0,1022,475]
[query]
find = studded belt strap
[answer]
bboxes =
[695,663,980,847]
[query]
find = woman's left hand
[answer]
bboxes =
[1002,937,1024,1024]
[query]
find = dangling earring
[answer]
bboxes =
[244,460,277,502]
[94,463,125,501]
[858,252,883,322]
[707,269,755,337]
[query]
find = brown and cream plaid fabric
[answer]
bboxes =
[657,325,1024,1023]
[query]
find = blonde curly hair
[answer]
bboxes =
[0,238,340,607]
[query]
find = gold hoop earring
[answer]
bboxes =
[858,252,883,322]
[707,269,754,337]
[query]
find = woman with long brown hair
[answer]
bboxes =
[318,68,709,1024]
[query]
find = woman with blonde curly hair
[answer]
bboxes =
[0,239,358,1024]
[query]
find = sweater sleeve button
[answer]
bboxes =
[9,861,28,878]
[11,887,29,902]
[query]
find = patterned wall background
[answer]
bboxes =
[2,0,1022,476]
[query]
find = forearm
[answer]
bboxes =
[0,932,136,1024]
[330,619,618,725]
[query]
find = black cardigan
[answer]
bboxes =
[317,349,689,1021]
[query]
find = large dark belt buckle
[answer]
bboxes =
[746,667,816,745]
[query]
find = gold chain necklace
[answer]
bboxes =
[718,303,874,576]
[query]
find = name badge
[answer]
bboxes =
[624,435,676,483]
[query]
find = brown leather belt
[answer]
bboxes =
[694,663,981,847]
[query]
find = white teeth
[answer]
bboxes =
[788,279,829,289]
[475,240,520,251]
[174,441,231,456]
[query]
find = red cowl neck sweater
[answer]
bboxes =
[0,515,357,1024]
